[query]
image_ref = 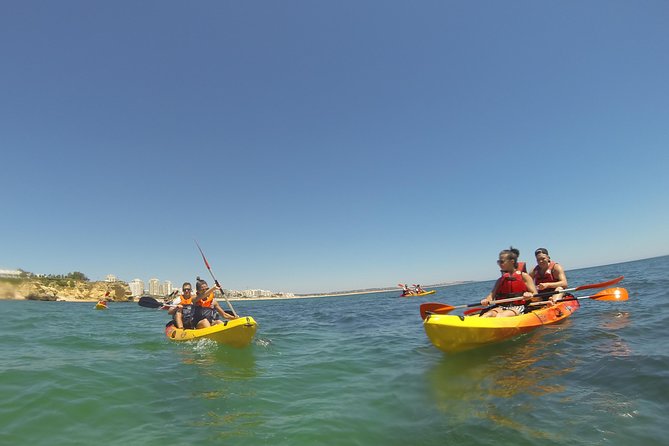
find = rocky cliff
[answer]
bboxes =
[0,279,132,301]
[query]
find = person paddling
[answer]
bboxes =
[530,248,568,304]
[480,247,538,317]
[192,277,237,328]
[400,284,415,296]
[167,282,195,329]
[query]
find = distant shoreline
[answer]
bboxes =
[0,283,466,303]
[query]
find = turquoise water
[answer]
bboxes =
[1,256,667,445]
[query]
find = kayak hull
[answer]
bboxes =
[95,303,107,310]
[423,300,580,353]
[165,316,257,348]
[401,290,436,297]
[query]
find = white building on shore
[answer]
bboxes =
[129,279,145,297]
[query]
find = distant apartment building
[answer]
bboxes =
[162,280,173,296]
[129,279,145,297]
[148,278,160,296]
[0,269,22,278]
[243,289,273,298]
[105,274,117,283]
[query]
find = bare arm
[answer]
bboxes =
[522,272,538,299]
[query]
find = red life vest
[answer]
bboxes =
[533,261,558,289]
[516,261,527,273]
[495,271,528,304]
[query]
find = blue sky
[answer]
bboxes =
[2,1,668,293]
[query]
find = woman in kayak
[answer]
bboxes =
[531,248,568,303]
[193,277,237,328]
[168,282,195,329]
[480,247,538,317]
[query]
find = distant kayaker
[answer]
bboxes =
[530,248,568,303]
[193,277,237,328]
[480,247,538,317]
[414,284,425,294]
[168,282,196,329]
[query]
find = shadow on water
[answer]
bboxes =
[425,321,579,439]
[164,341,264,440]
[592,311,632,357]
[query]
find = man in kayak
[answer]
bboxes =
[480,247,538,317]
[168,282,196,329]
[193,277,237,328]
[530,248,568,304]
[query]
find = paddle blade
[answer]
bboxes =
[575,276,624,291]
[420,302,455,320]
[591,287,628,301]
[138,296,163,309]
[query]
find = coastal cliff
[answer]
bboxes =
[0,279,132,301]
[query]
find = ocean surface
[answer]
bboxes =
[1,256,667,445]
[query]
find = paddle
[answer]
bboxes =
[424,287,628,318]
[138,295,173,310]
[529,287,628,306]
[195,240,239,318]
[419,276,624,319]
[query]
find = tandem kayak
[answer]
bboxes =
[423,299,580,353]
[401,290,436,297]
[164,316,258,348]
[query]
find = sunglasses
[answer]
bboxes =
[497,259,511,264]
[183,288,192,292]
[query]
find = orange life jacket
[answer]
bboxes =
[178,295,193,305]
[195,291,214,308]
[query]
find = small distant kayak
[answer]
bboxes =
[401,290,436,297]
[95,302,108,310]
[423,299,580,353]
[164,317,258,348]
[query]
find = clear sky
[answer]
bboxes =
[2,1,668,293]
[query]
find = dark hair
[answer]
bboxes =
[182,282,191,289]
[195,276,207,291]
[535,248,549,256]
[500,246,519,267]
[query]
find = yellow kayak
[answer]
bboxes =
[401,290,436,297]
[164,316,257,348]
[95,302,108,310]
[423,300,580,353]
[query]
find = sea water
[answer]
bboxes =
[1,256,667,445]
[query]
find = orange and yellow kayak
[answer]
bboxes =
[423,299,580,353]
